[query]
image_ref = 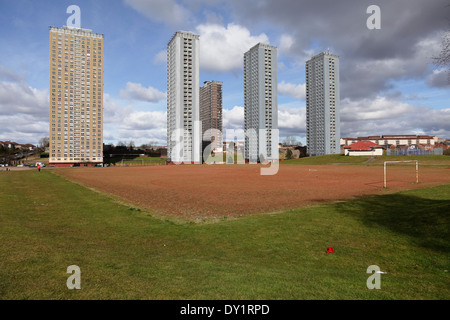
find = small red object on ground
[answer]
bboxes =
[326,247,335,253]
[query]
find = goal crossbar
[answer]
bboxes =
[384,160,419,188]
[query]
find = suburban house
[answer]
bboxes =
[0,141,36,151]
[0,141,18,149]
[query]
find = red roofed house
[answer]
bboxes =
[19,144,36,151]
[344,140,384,156]
[0,141,18,149]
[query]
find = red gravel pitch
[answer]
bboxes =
[56,164,450,220]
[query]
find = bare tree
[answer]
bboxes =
[433,16,450,83]
[38,137,49,151]
[283,136,302,147]
[127,140,135,151]
[148,140,159,150]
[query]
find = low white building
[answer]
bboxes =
[341,135,437,148]
[344,141,384,156]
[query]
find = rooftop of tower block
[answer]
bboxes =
[246,42,277,53]
[168,30,200,45]
[306,51,339,62]
[49,26,104,38]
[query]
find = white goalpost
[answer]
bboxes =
[384,160,419,188]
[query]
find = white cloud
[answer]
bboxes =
[120,110,167,131]
[196,23,270,72]
[154,50,167,65]
[0,78,49,144]
[278,105,305,130]
[103,94,167,145]
[223,106,244,129]
[116,110,167,145]
[340,96,450,138]
[341,96,415,122]
[279,34,294,54]
[278,80,306,100]
[119,82,166,102]
[103,93,133,124]
[0,114,48,145]
[0,65,25,82]
[342,32,444,99]
[277,105,306,139]
[115,127,167,146]
[273,95,450,141]
[124,0,191,28]
[278,33,314,65]
[427,68,450,88]
[0,81,48,118]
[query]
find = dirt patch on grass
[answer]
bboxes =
[56,164,450,220]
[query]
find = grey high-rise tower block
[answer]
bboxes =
[244,43,278,162]
[306,51,340,156]
[167,31,201,163]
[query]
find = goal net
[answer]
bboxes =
[384,160,419,188]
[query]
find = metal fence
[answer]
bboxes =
[386,147,443,156]
[111,158,166,167]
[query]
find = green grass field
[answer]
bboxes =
[368,155,450,167]
[1,168,449,300]
[281,154,371,165]
[107,156,166,166]
[282,154,450,167]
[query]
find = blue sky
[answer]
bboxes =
[0,0,449,146]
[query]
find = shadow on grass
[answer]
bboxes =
[335,193,450,254]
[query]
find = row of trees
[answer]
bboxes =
[281,136,302,147]
[37,138,163,152]
[113,140,160,151]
